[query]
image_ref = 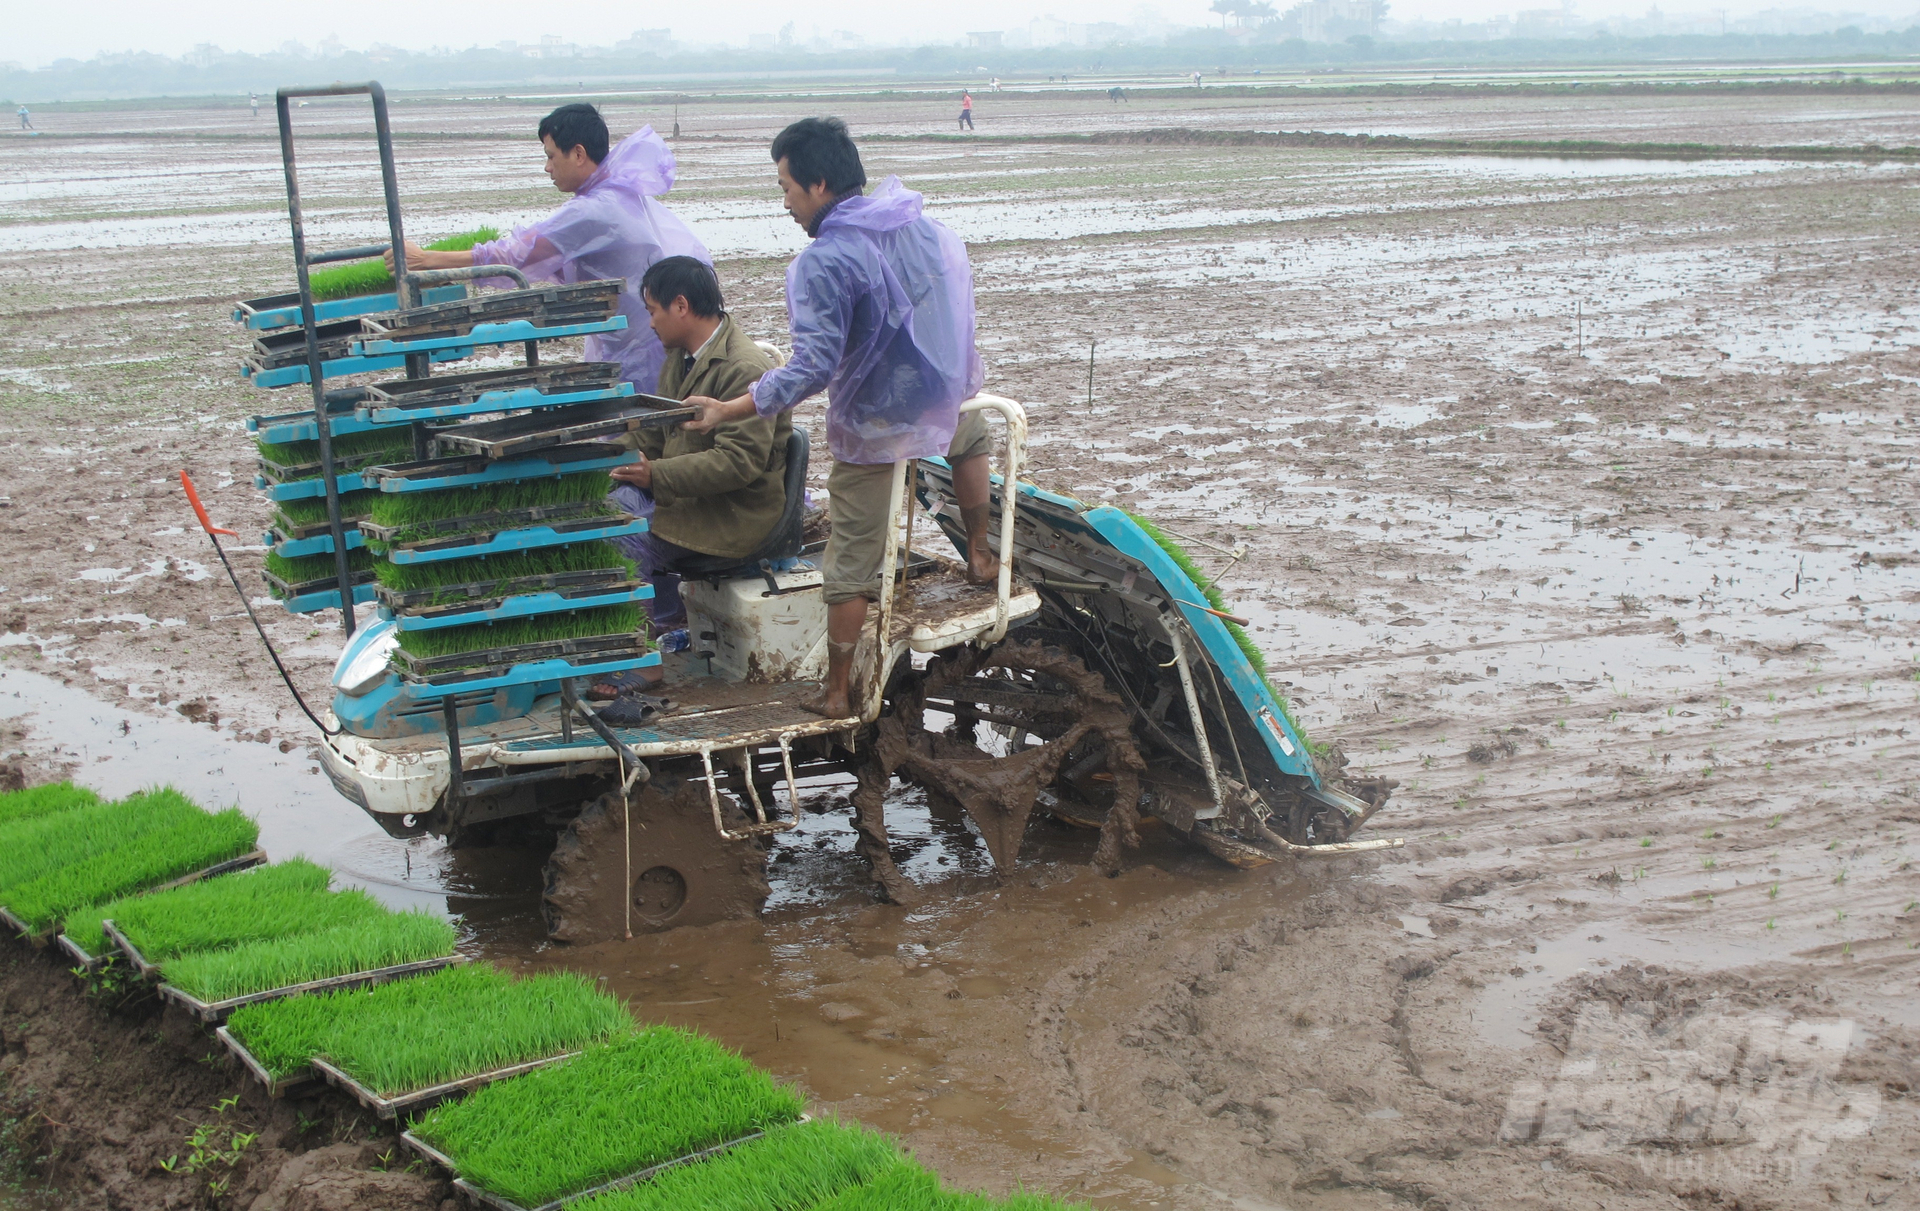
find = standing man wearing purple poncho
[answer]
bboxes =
[386,103,709,394]
[686,117,999,720]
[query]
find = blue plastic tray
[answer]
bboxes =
[255,472,370,502]
[267,528,366,559]
[244,345,471,389]
[249,410,411,444]
[278,581,378,615]
[234,284,467,332]
[382,518,648,564]
[356,382,634,425]
[384,583,654,632]
[366,450,637,494]
[354,316,627,356]
[401,652,660,699]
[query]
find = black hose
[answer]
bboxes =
[201,529,343,737]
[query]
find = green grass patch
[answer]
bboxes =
[371,541,633,596]
[0,805,258,934]
[0,787,212,899]
[0,781,101,827]
[264,546,374,590]
[306,228,500,301]
[225,963,628,1092]
[162,910,457,1005]
[273,490,379,531]
[809,1164,1093,1211]
[393,604,641,661]
[256,427,414,478]
[412,1027,806,1207]
[61,857,380,962]
[365,471,613,531]
[1121,510,1317,752]
[572,1118,900,1211]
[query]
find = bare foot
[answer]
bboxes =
[800,687,853,719]
[964,544,997,586]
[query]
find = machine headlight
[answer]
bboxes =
[332,619,399,697]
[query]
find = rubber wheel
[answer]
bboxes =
[541,777,771,942]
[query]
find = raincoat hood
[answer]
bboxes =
[816,177,923,235]
[583,126,677,198]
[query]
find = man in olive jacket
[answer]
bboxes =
[608,256,789,653]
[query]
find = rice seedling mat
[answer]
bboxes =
[3,848,264,944]
[233,283,468,331]
[388,582,651,632]
[262,564,377,599]
[363,447,637,493]
[374,566,637,613]
[358,364,631,424]
[360,500,616,546]
[215,1025,320,1097]
[360,281,621,343]
[381,515,646,563]
[432,399,694,461]
[158,953,469,1023]
[396,632,649,681]
[410,1127,784,1211]
[312,1049,583,1120]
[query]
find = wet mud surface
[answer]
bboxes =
[2,88,1918,1207]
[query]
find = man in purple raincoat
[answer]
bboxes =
[686,117,998,720]
[386,103,708,393]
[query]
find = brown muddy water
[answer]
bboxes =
[3,83,1919,1209]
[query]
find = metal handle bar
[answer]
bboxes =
[406,265,530,291]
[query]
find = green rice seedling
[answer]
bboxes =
[225,963,628,1092]
[2,807,259,933]
[411,1027,807,1207]
[393,604,642,661]
[62,858,375,961]
[305,228,501,301]
[572,1119,901,1211]
[273,490,379,531]
[0,787,211,898]
[0,781,100,827]
[807,1163,1094,1211]
[371,541,633,596]
[365,471,614,531]
[256,427,414,479]
[264,547,375,591]
[163,910,457,1005]
[365,503,624,553]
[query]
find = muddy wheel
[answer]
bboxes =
[541,777,770,942]
[879,639,1145,875]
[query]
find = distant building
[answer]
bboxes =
[1276,0,1383,42]
[967,31,1005,49]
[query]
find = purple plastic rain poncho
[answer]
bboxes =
[470,126,709,392]
[749,176,984,465]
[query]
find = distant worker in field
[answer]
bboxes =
[384,102,708,394]
[990,76,1001,92]
[16,106,31,130]
[1191,71,1202,88]
[250,92,259,119]
[685,116,998,720]
[959,90,974,131]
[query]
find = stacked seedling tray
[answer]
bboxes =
[221,963,630,1116]
[0,784,262,946]
[401,1027,806,1210]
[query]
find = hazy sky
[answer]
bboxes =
[9,0,1919,66]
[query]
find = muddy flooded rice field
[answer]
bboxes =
[1,84,1917,1209]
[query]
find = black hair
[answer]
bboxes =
[538,103,609,164]
[770,117,866,197]
[641,256,724,319]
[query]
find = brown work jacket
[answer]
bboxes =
[618,315,789,559]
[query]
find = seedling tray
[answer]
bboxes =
[249,318,373,370]
[403,1126,779,1211]
[272,507,374,542]
[433,398,693,461]
[374,566,635,613]
[158,953,468,1023]
[234,283,467,331]
[362,447,637,494]
[267,527,366,559]
[257,471,369,502]
[216,1025,320,1097]
[381,515,647,564]
[313,1050,582,1121]
[249,408,397,444]
[359,501,609,545]
[356,363,628,424]
[361,281,621,343]
[256,447,407,484]
[356,318,626,357]
[396,652,659,699]
[56,933,107,971]
[389,583,652,632]
[396,632,647,680]
[264,566,377,599]
[14,849,266,949]
[246,345,472,389]
[263,568,378,615]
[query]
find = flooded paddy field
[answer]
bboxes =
[1,84,1917,1209]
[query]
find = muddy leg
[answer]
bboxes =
[1092,766,1143,876]
[850,758,918,905]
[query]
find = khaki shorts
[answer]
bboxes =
[821,413,993,605]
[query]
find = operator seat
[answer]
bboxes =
[660,425,810,581]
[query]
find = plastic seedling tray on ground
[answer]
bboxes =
[216,1024,321,1096]
[418,1130,779,1211]
[359,365,632,424]
[374,566,636,614]
[314,1050,582,1120]
[159,953,468,1023]
[0,782,102,827]
[380,515,647,564]
[360,281,621,343]
[362,447,637,494]
[432,398,694,461]
[554,1118,901,1211]
[388,582,651,631]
